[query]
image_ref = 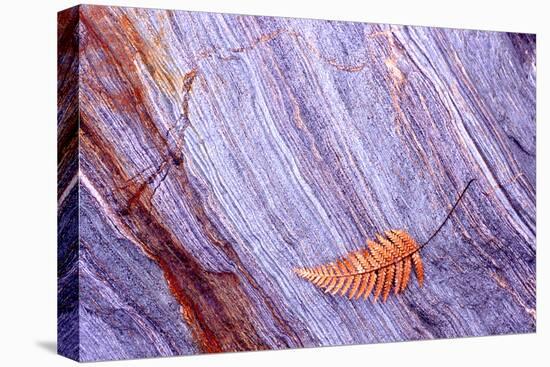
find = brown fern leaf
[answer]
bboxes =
[294,229,424,302]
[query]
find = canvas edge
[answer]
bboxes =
[57,4,81,362]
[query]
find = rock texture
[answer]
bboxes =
[57,5,536,362]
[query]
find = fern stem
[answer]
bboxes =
[420,178,476,249]
[298,179,477,280]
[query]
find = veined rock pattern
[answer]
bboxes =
[57,4,536,362]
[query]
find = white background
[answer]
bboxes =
[0,0,546,365]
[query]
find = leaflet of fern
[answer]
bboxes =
[295,230,424,302]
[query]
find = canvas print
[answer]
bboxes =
[57,4,536,362]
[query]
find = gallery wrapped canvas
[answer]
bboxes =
[57,4,536,362]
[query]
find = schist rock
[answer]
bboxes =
[58,5,536,362]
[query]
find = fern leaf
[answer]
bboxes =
[295,229,424,302]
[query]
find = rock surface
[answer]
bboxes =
[58,5,536,362]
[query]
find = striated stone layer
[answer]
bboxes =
[58,4,536,362]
